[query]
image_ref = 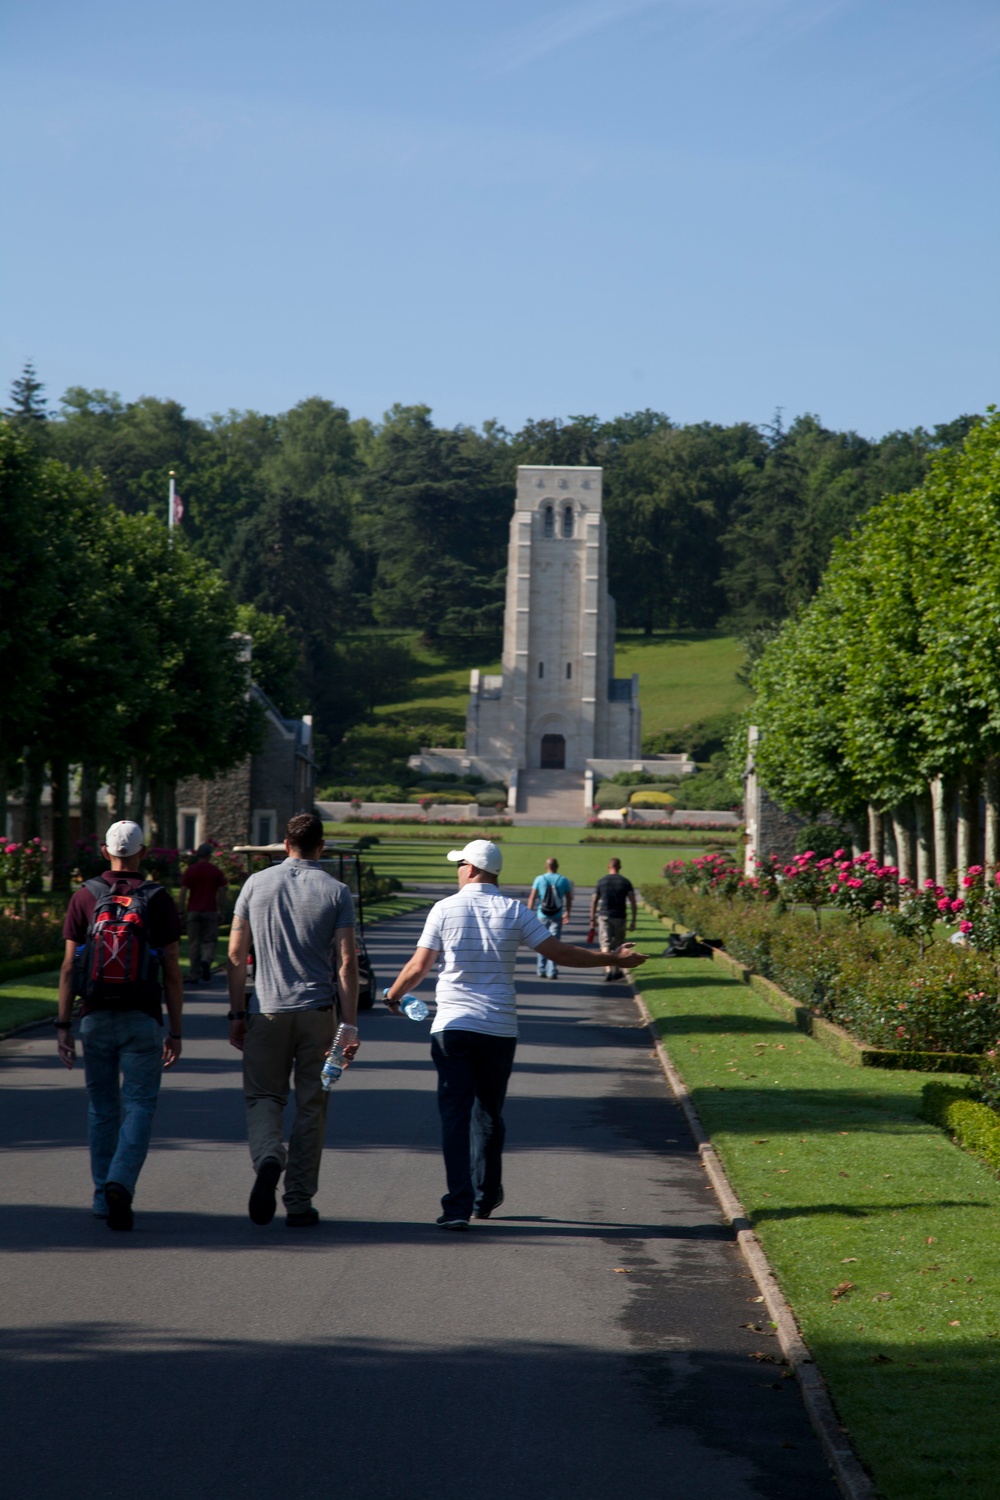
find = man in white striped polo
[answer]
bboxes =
[384,838,647,1229]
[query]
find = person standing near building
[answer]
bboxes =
[56,819,184,1231]
[526,856,573,979]
[589,857,637,982]
[179,842,227,984]
[226,812,359,1229]
[383,839,647,1229]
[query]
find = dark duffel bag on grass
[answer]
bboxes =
[662,931,717,959]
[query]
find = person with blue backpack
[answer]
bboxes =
[527,856,574,979]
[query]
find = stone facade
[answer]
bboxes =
[411,466,641,789]
[467,465,640,770]
[176,688,315,851]
[742,725,810,872]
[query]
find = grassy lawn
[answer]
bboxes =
[614,629,751,739]
[344,826,704,889]
[0,971,61,1033]
[373,634,501,739]
[632,903,1000,1499]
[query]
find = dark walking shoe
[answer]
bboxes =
[201,962,212,982]
[248,1158,282,1225]
[105,1182,133,1231]
[474,1188,504,1220]
[285,1207,320,1228]
[436,1215,470,1230]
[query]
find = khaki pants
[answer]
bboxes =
[242,1009,335,1213]
[598,915,627,977]
[186,911,220,978]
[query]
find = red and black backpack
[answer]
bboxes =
[73,877,164,1008]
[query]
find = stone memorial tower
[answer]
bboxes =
[466,465,640,772]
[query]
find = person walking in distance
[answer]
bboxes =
[590,857,637,982]
[227,812,359,1229]
[383,839,647,1229]
[526,856,573,979]
[56,819,184,1231]
[179,842,227,984]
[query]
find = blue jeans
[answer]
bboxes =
[536,914,562,975]
[431,1029,517,1220]
[81,1010,164,1211]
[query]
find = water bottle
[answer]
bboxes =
[321,1023,358,1091]
[401,993,429,1022]
[320,1050,343,1091]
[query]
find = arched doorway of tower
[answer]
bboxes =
[540,734,566,769]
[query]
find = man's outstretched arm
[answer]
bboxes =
[535,937,647,971]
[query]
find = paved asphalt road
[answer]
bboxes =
[0,902,835,1500]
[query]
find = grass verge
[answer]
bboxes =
[362,894,435,925]
[631,903,1000,1500]
[0,971,60,1033]
[358,831,705,889]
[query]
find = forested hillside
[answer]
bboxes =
[6,365,980,776]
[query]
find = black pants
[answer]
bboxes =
[431,1029,517,1220]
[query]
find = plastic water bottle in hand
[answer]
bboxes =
[401,993,429,1022]
[321,1023,359,1091]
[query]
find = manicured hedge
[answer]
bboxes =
[643,882,1000,1056]
[0,952,64,984]
[922,1083,1000,1174]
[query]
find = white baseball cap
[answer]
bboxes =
[447,839,503,875]
[104,819,145,857]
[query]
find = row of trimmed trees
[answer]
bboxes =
[0,420,298,886]
[750,410,1000,886]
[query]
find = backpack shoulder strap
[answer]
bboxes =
[84,876,111,902]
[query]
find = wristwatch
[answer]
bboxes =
[227,1010,246,1021]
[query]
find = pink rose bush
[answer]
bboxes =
[649,850,1000,1056]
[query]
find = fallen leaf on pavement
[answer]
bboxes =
[613,1267,632,1273]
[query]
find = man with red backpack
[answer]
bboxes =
[56,819,184,1231]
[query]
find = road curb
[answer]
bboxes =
[631,985,877,1500]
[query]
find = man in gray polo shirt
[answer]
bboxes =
[227,812,359,1228]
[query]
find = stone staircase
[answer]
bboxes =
[515,770,586,826]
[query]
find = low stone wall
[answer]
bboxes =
[593,808,742,828]
[317,801,499,823]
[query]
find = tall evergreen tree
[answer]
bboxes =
[6,362,47,425]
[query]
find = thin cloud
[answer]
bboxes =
[489,0,671,73]
[487,0,855,75]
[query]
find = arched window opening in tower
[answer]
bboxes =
[543,505,554,537]
[562,505,573,538]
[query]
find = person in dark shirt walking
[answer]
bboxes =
[179,843,227,984]
[589,858,637,982]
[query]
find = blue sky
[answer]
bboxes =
[1,0,997,437]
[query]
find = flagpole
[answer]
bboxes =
[168,470,176,547]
